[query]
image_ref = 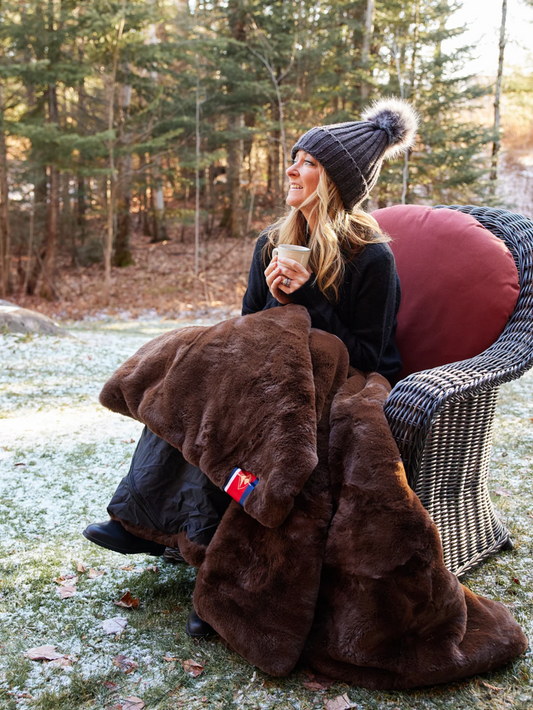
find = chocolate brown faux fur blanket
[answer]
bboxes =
[100,305,527,689]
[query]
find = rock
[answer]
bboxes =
[0,301,70,336]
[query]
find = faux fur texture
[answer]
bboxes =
[100,306,330,529]
[100,305,527,688]
[361,98,419,159]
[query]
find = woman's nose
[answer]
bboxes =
[286,163,298,177]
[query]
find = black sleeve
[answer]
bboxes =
[242,234,276,315]
[290,245,399,372]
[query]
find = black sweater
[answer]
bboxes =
[242,234,402,383]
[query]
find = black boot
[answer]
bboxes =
[185,608,217,639]
[83,520,166,556]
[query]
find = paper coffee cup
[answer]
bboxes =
[272,244,311,269]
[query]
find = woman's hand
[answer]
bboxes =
[265,255,312,304]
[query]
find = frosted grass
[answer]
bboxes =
[1,321,533,709]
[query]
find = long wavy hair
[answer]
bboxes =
[264,167,389,301]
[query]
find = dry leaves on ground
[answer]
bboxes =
[324,694,356,710]
[55,573,78,599]
[102,617,128,635]
[121,697,145,710]
[114,591,140,609]
[113,655,138,674]
[57,585,76,599]
[493,486,512,497]
[303,669,335,691]
[55,574,78,585]
[163,653,179,662]
[182,659,204,677]
[89,568,106,579]
[77,562,86,573]
[24,645,67,662]
[146,565,158,573]
[479,679,504,692]
[120,565,135,571]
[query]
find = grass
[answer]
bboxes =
[1,321,533,709]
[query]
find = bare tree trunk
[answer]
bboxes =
[195,49,201,274]
[138,152,151,236]
[150,157,168,243]
[104,0,126,304]
[0,83,11,297]
[114,81,134,266]
[25,165,45,296]
[23,197,35,296]
[40,81,59,300]
[146,4,167,244]
[226,113,244,238]
[361,0,375,101]
[77,48,87,243]
[269,100,282,202]
[490,0,507,188]
[114,151,133,265]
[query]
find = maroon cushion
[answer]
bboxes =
[372,205,520,378]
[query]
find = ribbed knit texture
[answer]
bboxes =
[291,99,418,210]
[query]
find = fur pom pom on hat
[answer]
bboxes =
[291,97,419,210]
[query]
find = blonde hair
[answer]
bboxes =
[264,168,389,301]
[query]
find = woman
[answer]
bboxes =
[242,97,418,384]
[83,97,418,637]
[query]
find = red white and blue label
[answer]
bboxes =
[224,468,258,505]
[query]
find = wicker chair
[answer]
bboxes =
[384,205,533,577]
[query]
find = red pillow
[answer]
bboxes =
[372,205,520,378]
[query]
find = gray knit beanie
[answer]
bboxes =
[291,98,419,210]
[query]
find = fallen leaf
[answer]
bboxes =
[120,565,135,571]
[114,591,140,609]
[122,696,145,710]
[182,659,204,677]
[304,681,327,691]
[89,568,105,579]
[105,681,119,690]
[24,645,65,661]
[57,575,78,587]
[493,486,512,497]
[57,585,76,599]
[102,617,128,635]
[513,577,521,584]
[163,653,179,662]
[146,565,158,573]
[325,694,355,710]
[77,562,86,573]
[121,439,135,444]
[14,462,26,466]
[303,669,335,690]
[479,679,504,691]
[113,654,138,674]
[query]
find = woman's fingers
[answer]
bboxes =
[276,257,311,292]
[277,256,311,276]
[270,274,291,304]
[266,253,311,301]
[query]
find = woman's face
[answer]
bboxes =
[286,151,321,211]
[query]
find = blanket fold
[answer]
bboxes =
[99,305,527,688]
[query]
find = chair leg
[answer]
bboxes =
[501,537,514,551]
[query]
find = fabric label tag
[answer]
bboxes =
[224,468,258,505]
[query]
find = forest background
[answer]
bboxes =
[0,0,532,322]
